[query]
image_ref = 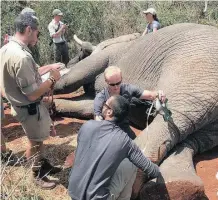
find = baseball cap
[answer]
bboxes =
[143,8,157,15]
[14,13,39,30]
[21,7,36,15]
[52,9,63,16]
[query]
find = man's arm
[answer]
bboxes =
[27,69,60,101]
[127,139,159,179]
[93,91,106,121]
[140,90,166,102]
[15,57,61,102]
[52,25,66,38]
[140,90,158,101]
[128,84,159,101]
[38,63,63,76]
[48,23,66,39]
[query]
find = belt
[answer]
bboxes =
[16,101,41,120]
[54,41,65,45]
[16,101,40,108]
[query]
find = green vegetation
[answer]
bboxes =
[1,1,218,65]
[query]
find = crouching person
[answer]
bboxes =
[0,13,61,189]
[68,95,159,200]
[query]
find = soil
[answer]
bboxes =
[1,101,218,200]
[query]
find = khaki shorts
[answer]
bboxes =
[11,102,51,142]
[108,159,137,200]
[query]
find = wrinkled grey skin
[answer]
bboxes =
[54,23,218,199]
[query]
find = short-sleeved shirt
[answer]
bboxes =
[0,38,42,106]
[146,20,161,33]
[94,83,143,117]
[48,19,66,43]
[94,84,143,139]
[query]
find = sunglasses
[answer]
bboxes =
[103,103,112,110]
[108,81,122,87]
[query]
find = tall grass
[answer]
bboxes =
[1,1,218,65]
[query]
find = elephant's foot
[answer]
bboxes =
[133,145,207,200]
[53,95,94,119]
[140,179,207,200]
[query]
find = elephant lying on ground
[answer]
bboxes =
[54,23,218,200]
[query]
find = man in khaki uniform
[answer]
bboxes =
[0,13,61,189]
[48,9,69,65]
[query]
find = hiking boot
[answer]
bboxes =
[40,158,62,175]
[34,176,56,190]
[1,150,26,166]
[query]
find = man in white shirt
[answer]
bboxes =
[48,9,69,65]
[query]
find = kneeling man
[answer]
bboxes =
[68,95,159,200]
[94,66,165,140]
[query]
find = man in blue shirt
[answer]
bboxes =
[94,66,165,139]
[68,95,159,200]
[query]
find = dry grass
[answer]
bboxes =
[1,110,84,200]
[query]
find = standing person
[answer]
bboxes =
[68,95,159,200]
[21,7,64,71]
[21,7,42,65]
[142,8,161,35]
[94,66,166,140]
[48,9,69,65]
[3,34,12,45]
[1,13,61,189]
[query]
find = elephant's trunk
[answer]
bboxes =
[54,49,109,94]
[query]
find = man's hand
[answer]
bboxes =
[43,96,53,103]
[95,115,103,121]
[49,63,65,71]
[50,69,61,81]
[157,90,166,103]
[158,90,166,103]
[62,24,68,30]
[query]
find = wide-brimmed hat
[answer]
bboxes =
[52,9,63,16]
[143,8,157,15]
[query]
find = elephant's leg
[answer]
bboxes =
[134,119,218,200]
[54,95,94,119]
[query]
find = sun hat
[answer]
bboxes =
[143,8,157,15]
[52,9,63,16]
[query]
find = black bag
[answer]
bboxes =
[27,103,38,115]
[49,23,61,46]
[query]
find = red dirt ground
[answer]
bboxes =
[1,103,218,200]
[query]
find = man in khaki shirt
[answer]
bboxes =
[48,9,69,65]
[1,13,61,189]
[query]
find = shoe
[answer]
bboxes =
[40,158,62,175]
[34,176,56,190]
[1,150,26,166]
